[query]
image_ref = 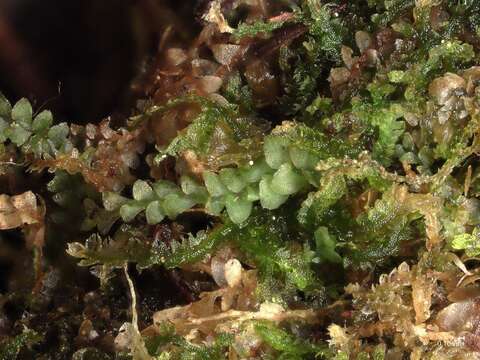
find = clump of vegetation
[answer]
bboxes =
[3,0,480,359]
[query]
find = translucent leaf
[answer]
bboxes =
[245,185,260,202]
[180,175,202,195]
[225,194,252,224]
[8,124,31,146]
[132,180,154,201]
[205,196,225,216]
[47,123,70,148]
[0,118,8,142]
[11,98,32,128]
[152,180,179,198]
[102,192,129,211]
[219,167,246,193]
[259,175,289,210]
[120,202,145,222]
[180,176,208,203]
[203,171,228,197]
[270,163,308,195]
[146,201,165,224]
[264,136,290,169]
[162,193,196,218]
[240,158,272,183]
[0,92,12,118]
[32,110,53,132]
[289,146,318,170]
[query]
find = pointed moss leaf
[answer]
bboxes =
[205,196,225,216]
[0,92,11,118]
[219,167,246,193]
[32,110,53,132]
[47,123,70,148]
[120,202,145,222]
[9,124,31,146]
[259,175,289,210]
[132,180,154,201]
[264,136,291,169]
[162,193,196,218]
[271,163,308,195]
[102,192,129,211]
[11,98,33,128]
[240,158,272,183]
[289,146,318,170]
[146,201,165,224]
[225,194,252,224]
[203,171,228,197]
[152,180,179,198]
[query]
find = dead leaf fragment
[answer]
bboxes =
[0,191,41,229]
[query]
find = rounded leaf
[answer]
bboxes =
[120,202,145,222]
[244,185,260,202]
[225,194,252,224]
[203,171,228,197]
[0,92,12,118]
[152,180,179,198]
[259,175,288,210]
[162,193,196,218]
[32,110,53,132]
[219,168,246,193]
[9,124,31,146]
[132,180,154,201]
[11,98,32,128]
[240,158,272,183]
[47,123,69,148]
[264,136,290,169]
[289,146,318,170]
[180,176,202,195]
[270,163,308,195]
[0,118,9,142]
[205,196,225,216]
[146,201,165,224]
[102,192,128,211]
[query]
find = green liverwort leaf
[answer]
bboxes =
[0,92,11,118]
[270,163,308,195]
[259,175,289,210]
[219,167,246,193]
[120,202,145,222]
[146,201,165,224]
[0,118,8,142]
[47,123,70,148]
[240,158,272,183]
[32,110,53,132]
[162,193,196,218]
[225,193,252,224]
[9,124,31,146]
[264,136,291,169]
[11,98,32,128]
[132,180,154,201]
[203,171,229,197]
